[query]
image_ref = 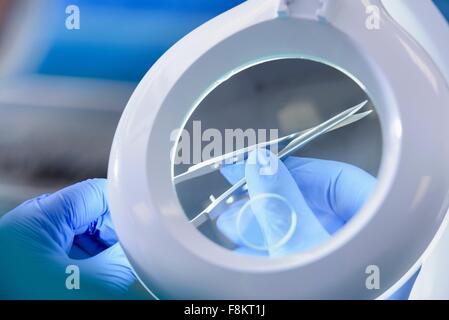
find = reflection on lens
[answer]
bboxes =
[172,58,382,256]
[236,193,297,251]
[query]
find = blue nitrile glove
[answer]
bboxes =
[0,179,136,299]
[217,149,416,299]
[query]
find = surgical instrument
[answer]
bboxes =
[190,100,371,227]
[174,104,372,185]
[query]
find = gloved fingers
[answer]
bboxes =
[92,212,118,246]
[75,211,119,246]
[244,149,329,255]
[38,178,110,233]
[220,162,245,185]
[218,152,375,252]
[220,155,375,232]
[71,233,109,258]
[217,153,284,248]
[80,243,136,295]
[216,199,247,246]
[72,212,121,257]
[217,149,330,256]
[284,157,377,222]
[221,158,317,185]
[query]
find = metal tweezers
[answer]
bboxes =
[174,100,372,228]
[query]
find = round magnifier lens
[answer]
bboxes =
[236,193,297,251]
[171,58,382,257]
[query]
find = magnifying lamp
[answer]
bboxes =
[108,0,449,299]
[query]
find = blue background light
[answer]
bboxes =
[37,0,245,82]
[36,0,448,82]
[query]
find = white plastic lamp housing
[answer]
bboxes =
[108,0,449,299]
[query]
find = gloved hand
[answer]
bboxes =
[217,149,415,298]
[0,179,136,299]
[217,149,377,256]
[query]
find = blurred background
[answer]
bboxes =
[0,0,244,215]
[0,0,448,217]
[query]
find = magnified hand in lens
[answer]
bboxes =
[217,149,416,299]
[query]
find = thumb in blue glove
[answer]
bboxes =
[218,149,336,257]
[217,149,417,299]
[0,179,136,299]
